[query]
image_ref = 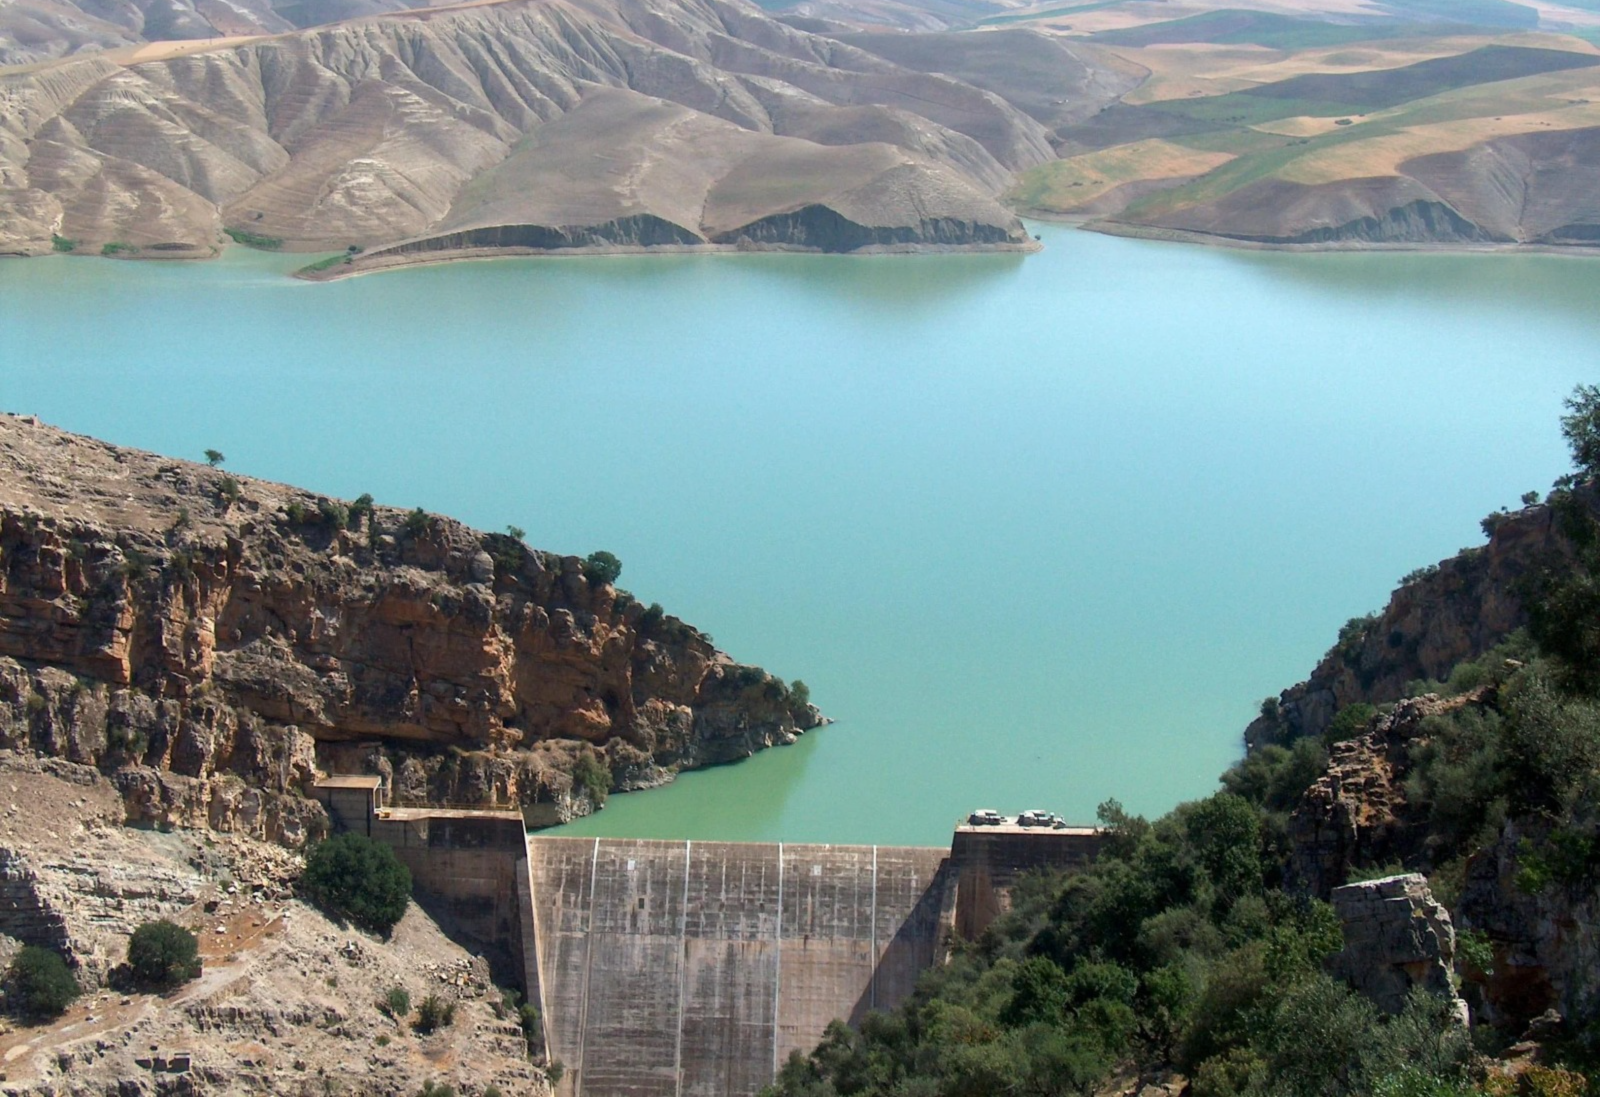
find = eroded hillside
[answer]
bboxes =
[0,0,1139,264]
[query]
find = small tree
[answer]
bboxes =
[203,449,225,468]
[9,945,79,1018]
[127,920,201,989]
[506,525,526,542]
[582,550,622,587]
[301,833,412,935]
[1561,383,1600,481]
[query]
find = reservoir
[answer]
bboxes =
[2,224,1595,845]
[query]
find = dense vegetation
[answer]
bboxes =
[7,945,79,1018]
[765,390,1600,1097]
[301,833,413,935]
[126,920,201,990]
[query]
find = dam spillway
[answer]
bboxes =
[524,838,952,1097]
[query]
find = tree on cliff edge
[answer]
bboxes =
[1561,383,1600,481]
[301,833,412,935]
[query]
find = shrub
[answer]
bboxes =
[51,234,77,253]
[1326,702,1377,744]
[403,508,434,537]
[582,550,622,587]
[223,227,283,250]
[381,986,411,1018]
[218,476,241,504]
[317,498,349,530]
[546,1061,565,1084]
[127,920,201,989]
[1523,490,1542,506]
[301,833,412,934]
[413,993,456,1034]
[1333,614,1378,665]
[203,449,225,468]
[349,493,376,527]
[101,242,139,256]
[8,945,79,1018]
[789,679,811,712]
[505,525,526,542]
[416,1081,455,1097]
[571,753,611,807]
[1482,510,1512,538]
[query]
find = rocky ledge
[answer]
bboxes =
[0,415,825,844]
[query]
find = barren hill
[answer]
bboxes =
[0,0,1138,264]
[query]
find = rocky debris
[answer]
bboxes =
[1329,873,1468,1024]
[1247,493,1589,748]
[0,415,825,838]
[1287,692,1489,897]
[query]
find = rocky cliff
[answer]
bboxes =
[0,414,824,843]
[1248,494,1584,750]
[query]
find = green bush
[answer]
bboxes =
[582,550,622,587]
[223,227,284,250]
[9,945,79,1018]
[50,234,77,253]
[301,833,412,934]
[413,993,456,1034]
[1326,702,1377,744]
[101,242,139,256]
[127,920,201,989]
[416,1081,455,1097]
[349,493,376,527]
[381,985,411,1018]
[571,753,611,807]
[403,508,434,537]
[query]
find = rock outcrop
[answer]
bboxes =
[1329,872,1468,1023]
[1457,821,1600,1033]
[1248,494,1586,749]
[1286,692,1492,898]
[0,414,824,840]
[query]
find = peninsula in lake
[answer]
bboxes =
[4,0,1600,268]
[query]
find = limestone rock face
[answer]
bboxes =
[1329,873,1467,1022]
[0,415,825,840]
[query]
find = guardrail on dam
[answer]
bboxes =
[314,780,1100,1097]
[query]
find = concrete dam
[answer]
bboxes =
[314,780,1100,1097]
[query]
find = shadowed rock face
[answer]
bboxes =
[0,0,1128,261]
[0,414,825,841]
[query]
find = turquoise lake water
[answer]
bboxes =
[2,225,1596,845]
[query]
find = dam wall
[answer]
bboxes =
[525,838,952,1097]
[313,778,1101,1097]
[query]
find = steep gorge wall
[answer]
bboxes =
[0,415,822,842]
